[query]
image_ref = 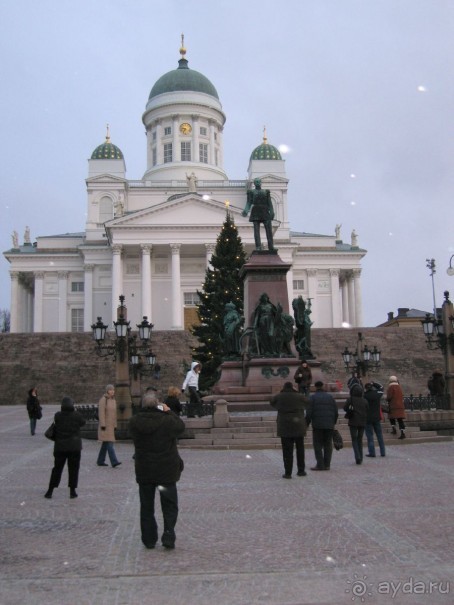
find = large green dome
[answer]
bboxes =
[148,57,219,100]
[91,129,123,160]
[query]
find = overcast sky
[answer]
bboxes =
[1,0,453,327]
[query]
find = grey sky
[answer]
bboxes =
[1,0,453,326]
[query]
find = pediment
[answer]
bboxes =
[86,174,127,184]
[106,195,244,229]
[252,174,288,185]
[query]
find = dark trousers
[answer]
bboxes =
[312,428,334,470]
[390,418,406,430]
[49,451,81,489]
[349,426,365,463]
[365,421,386,456]
[187,387,202,417]
[139,483,179,548]
[281,436,305,475]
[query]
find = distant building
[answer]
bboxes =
[379,307,430,328]
[4,42,366,333]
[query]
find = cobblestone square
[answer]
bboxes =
[1,406,453,604]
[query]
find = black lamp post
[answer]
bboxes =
[421,291,454,409]
[90,295,156,422]
[341,332,381,377]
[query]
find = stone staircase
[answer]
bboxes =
[179,413,453,450]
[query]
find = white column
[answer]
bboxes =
[84,264,94,331]
[170,243,183,329]
[58,271,69,332]
[172,115,179,161]
[329,269,342,327]
[306,269,318,326]
[347,271,356,327]
[33,272,44,333]
[156,120,163,165]
[111,245,123,323]
[141,244,152,321]
[205,243,215,268]
[192,115,199,163]
[209,119,216,164]
[10,271,20,333]
[352,269,363,327]
[341,274,349,325]
[25,288,33,332]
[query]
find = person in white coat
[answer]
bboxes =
[182,362,202,417]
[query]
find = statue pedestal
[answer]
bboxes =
[214,358,323,395]
[240,250,292,325]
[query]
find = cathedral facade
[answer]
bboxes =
[4,43,366,334]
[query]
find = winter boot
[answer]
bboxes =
[70,488,78,499]
[398,430,406,440]
[44,488,53,499]
[391,426,397,435]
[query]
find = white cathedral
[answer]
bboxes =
[4,42,366,334]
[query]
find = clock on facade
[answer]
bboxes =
[179,122,192,134]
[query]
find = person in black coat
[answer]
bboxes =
[129,392,185,550]
[270,381,309,478]
[26,387,42,436]
[306,381,338,471]
[364,382,386,457]
[44,397,86,499]
[344,384,369,465]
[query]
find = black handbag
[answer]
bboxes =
[333,429,343,451]
[36,405,43,420]
[344,403,354,420]
[44,422,56,441]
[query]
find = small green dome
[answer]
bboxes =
[91,127,123,159]
[149,57,219,101]
[91,141,123,160]
[250,131,282,161]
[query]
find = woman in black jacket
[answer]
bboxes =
[44,397,86,500]
[343,384,368,465]
[26,387,42,436]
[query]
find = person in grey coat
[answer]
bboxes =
[270,381,309,478]
[306,381,338,471]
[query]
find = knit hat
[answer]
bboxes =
[389,376,398,383]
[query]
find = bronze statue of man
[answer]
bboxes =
[242,178,275,251]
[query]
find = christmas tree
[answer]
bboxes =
[191,209,247,391]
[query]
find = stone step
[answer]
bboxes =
[211,426,276,434]
[179,434,452,449]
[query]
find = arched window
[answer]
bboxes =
[99,196,114,223]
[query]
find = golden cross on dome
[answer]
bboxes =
[180,33,186,58]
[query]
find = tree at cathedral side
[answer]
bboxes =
[191,210,247,391]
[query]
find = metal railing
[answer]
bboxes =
[75,401,215,421]
[404,394,451,411]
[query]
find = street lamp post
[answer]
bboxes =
[341,331,381,378]
[91,295,156,429]
[421,290,454,408]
